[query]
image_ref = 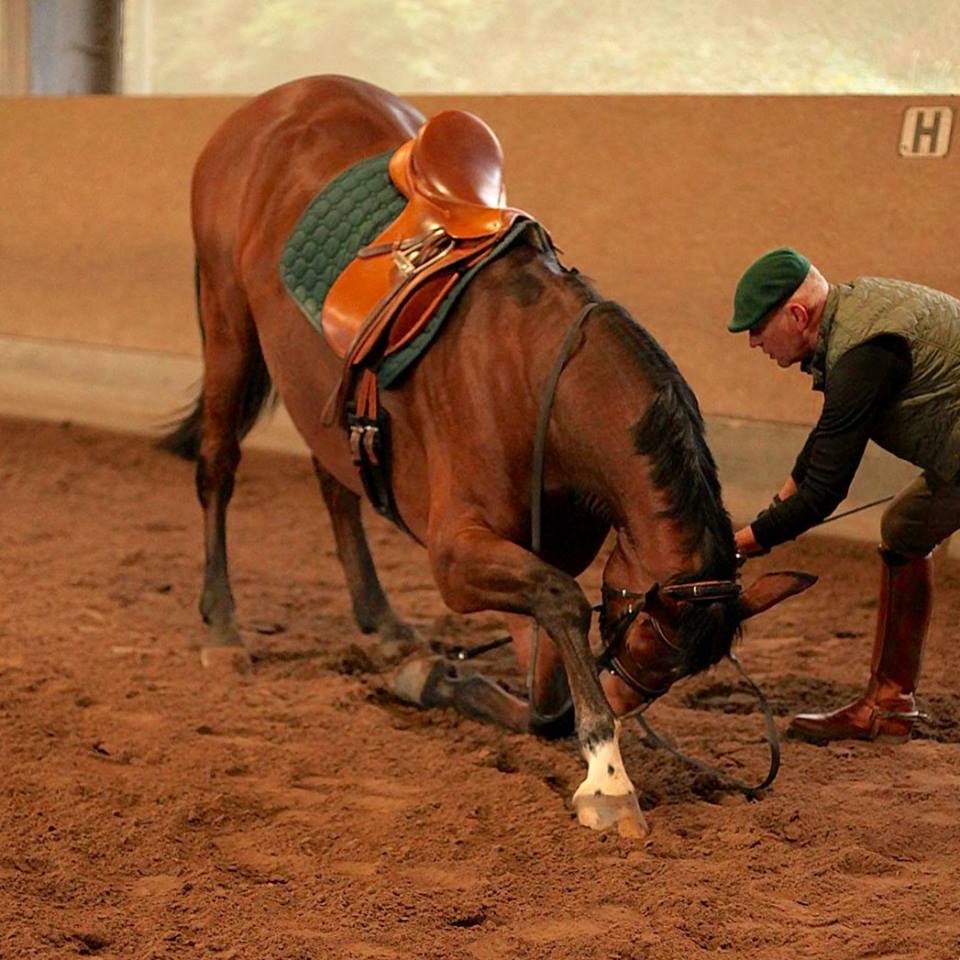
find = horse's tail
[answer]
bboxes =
[157,258,275,461]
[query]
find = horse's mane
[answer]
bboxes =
[619,313,732,564]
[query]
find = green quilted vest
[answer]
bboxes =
[808,278,960,481]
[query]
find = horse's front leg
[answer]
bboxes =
[426,523,647,838]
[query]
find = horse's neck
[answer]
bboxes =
[543,297,719,582]
[603,523,704,596]
[463,248,728,583]
[554,394,706,583]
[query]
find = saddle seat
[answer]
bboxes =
[389,109,509,239]
[321,110,525,366]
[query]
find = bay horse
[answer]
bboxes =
[162,75,814,837]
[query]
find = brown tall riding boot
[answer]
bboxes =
[788,548,932,744]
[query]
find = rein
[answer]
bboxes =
[525,301,602,694]
[634,652,781,797]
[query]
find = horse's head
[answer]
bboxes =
[598,570,817,716]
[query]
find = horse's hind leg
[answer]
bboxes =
[313,459,418,658]
[194,279,263,668]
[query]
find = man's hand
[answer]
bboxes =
[734,525,767,564]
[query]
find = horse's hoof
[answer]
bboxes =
[389,655,451,707]
[378,633,422,666]
[572,790,649,839]
[199,644,252,675]
[381,616,419,643]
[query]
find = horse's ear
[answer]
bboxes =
[736,571,817,620]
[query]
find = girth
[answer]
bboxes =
[345,368,414,538]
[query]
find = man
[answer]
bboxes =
[729,247,960,743]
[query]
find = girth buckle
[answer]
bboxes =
[349,423,379,464]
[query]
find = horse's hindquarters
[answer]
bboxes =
[191,77,427,496]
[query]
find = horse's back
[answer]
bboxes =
[192,75,424,266]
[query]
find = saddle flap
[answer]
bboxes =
[322,226,498,359]
[385,271,461,355]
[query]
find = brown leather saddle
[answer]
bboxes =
[320,110,529,532]
[323,111,525,393]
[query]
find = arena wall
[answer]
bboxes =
[1,92,954,542]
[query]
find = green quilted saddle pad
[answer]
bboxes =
[280,150,406,323]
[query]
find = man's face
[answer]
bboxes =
[748,304,811,367]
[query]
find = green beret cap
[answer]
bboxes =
[728,248,811,333]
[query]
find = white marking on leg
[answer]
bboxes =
[573,731,636,803]
[570,722,633,818]
[570,723,647,836]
